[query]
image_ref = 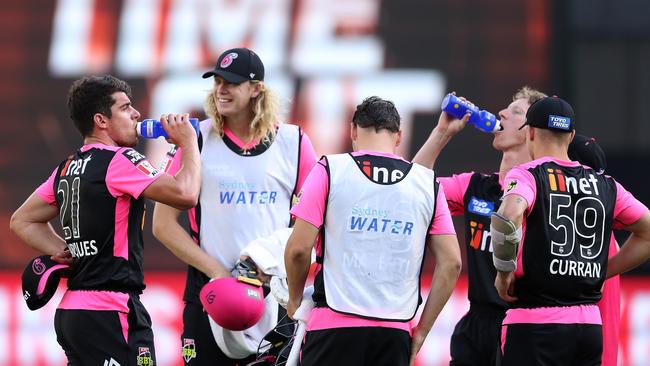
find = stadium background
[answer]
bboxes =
[1,0,649,365]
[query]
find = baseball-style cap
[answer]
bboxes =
[569,134,607,173]
[202,48,265,84]
[519,96,575,132]
[22,255,70,310]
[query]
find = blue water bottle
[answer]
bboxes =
[441,93,501,133]
[136,118,200,139]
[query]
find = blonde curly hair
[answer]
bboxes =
[203,81,281,145]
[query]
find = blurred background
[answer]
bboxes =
[1,0,650,365]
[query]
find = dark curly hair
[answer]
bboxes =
[67,75,132,137]
[352,96,401,133]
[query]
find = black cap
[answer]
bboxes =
[202,48,265,84]
[22,255,69,311]
[569,134,607,173]
[520,96,575,132]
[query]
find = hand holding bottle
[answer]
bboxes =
[140,114,198,148]
[441,93,501,133]
[136,117,200,139]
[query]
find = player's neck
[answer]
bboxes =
[224,115,255,144]
[84,134,116,147]
[354,129,399,155]
[533,144,570,162]
[499,144,530,183]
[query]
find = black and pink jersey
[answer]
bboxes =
[439,172,508,309]
[503,157,648,308]
[36,144,161,293]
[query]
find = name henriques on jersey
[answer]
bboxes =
[514,160,616,307]
[461,173,508,309]
[53,147,154,292]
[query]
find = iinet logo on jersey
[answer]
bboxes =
[358,160,404,183]
[547,168,601,195]
[469,220,492,252]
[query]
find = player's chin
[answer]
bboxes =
[123,137,138,148]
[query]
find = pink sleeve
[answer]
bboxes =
[296,130,318,193]
[106,148,163,199]
[612,180,649,229]
[35,167,58,206]
[290,160,328,228]
[437,172,474,216]
[502,167,537,211]
[429,183,456,235]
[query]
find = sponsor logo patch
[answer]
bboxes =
[182,338,197,363]
[467,197,494,217]
[247,288,261,299]
[505,180,518,193]
[137,347,153,366]
[469,220,485,250]
[159,157,173,173]
[548,115,571,130]
[136,160,159,178]
[166,144,178,158]
[122,149,146,165]
[292,191,302,206]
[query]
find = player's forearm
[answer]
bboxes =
[152,204,229,279]
[607,235,650,278]
[412,127,452,169]
[415,260,461,334]
[10,193,66,256]
[10,219,66,255]
[284,242,311,305]
[171,143,201,207]
[606,212,650,278]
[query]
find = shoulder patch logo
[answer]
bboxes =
[122,149,146,165]
[467,197,494,217]
[136,160,159,178]
[292,191,302,207]
[505,180,518,193]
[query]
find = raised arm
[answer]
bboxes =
[409,233,461,365]
[152,203,230,279]
[412,110,470,169]
[142,114,201,210]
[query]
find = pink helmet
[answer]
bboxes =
[200,277,265,331]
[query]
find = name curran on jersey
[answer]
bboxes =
[545,170,605,279]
